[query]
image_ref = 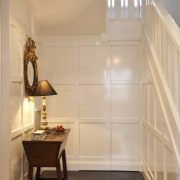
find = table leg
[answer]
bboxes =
[36,167,41,179]
[28,166,33,180]
[56,160,62,180]
[62,149,68,179]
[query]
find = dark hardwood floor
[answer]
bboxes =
[40,170,144,180]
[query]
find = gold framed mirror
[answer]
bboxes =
[24,37,38,96]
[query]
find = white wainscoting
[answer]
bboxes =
[43,36,143,171]
[9,18,42,179]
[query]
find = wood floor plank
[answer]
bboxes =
[40,170,144,180]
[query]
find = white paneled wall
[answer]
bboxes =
[9,21,32,180]
[9,0,43,178]
[43,36,142,170]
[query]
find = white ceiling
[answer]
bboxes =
[34,0,106,36]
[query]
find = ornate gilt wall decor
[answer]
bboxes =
[24,37,38,96]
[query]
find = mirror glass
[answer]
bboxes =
[27,61,34,86]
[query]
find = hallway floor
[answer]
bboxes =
[40,170,144,180]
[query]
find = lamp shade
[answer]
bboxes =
[32,80,57,96]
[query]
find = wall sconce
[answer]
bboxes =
[32,80,57,129]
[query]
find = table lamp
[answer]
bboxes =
[32,80,57,129]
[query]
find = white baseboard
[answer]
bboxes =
[67,159,140,171]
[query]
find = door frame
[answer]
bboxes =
[0,0,10,179]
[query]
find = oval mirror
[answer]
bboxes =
[24,37,38,96]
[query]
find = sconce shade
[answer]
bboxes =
[32,80,57,96]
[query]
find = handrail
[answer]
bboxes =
[152,0,180,50]
[144,0,180,118]
[143,0,180,168]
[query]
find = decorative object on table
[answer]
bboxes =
[24,37,38,96]
[56,125,65,132]
[32,80,57,129]
[31,130,46,140]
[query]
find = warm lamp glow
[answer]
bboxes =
[33,80,57,129]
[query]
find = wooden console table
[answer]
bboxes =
[22,129,70,180]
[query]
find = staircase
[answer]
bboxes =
[142,0,180,179]
[108,0,180,179]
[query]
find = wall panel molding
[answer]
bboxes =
[43,35,142,171]
[8,13,43,178]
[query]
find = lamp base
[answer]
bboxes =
[40,97,48,130]
[40,120,48,130]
